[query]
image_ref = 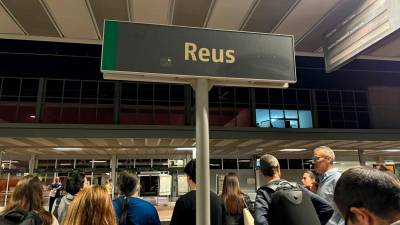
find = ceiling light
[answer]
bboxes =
[53,148,82,151]
[90,160,107,163]
[279,149,307,152]
[29,115,36,119]
[382,149,400,152]
[175,147,196,151]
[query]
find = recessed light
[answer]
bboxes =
[279,149,307,152]
[382,149,400,152]
[53,148,82,151]
[175,147,196,151]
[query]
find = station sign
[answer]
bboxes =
[323,0,400,73]
[101,20,296,88]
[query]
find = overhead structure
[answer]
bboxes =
[323,0,400,72]
[1,0,400,68]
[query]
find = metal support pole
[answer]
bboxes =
[0,151,4,176]
[4,160,12,207]
[29,155,36,174]
[111,154,117,199]
[357,149,366,166]
[195,78,210,225]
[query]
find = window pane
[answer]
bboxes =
[299,110,313,128]
[284,110,298,119]
[256,109,270,128]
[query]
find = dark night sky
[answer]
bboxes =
[1,39,400,90]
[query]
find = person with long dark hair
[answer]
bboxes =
[220,172,254,225]
[112,171,160,225]
[0,175,59,225]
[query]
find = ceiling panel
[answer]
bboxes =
[172,0,212,27]
[145,138,161,146]
[25,138,57,146]
[274,0,341,43]
[0,138,30,146]
[44,0,98,39]
[243,0,298,33]
[0,3,24,34]
[206,0,254,30]
[131,0,171,24]
[369,35,400,57]
[296,0,364,51]
[2,0,60,36]
[56,138,84,146]
[87,138,109,147]
[88,0,129,35]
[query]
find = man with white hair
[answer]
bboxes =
[312,146,344,225]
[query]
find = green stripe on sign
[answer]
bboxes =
[102,20,119,71]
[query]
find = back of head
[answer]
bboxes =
[66,172,85,195]
[61,186,117,225]
[184,159,196,183]
[222,172,245,215]
[334,166,400,221]
[117,171,140,196]
[259,154,280,177]
[3,175,52,225]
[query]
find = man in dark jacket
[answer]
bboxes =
[170,159,222,225]
[254,154,333,225]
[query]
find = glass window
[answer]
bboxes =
[223,159,237,169]
[278,159,288,169]
[299,111,313,128]
[288,159,303,169]
[284,110,298,119]
[238,159,253,169]
[256,109,270,128]
[210,159,222,169]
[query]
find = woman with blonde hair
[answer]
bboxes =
[61,185,117,225]
[0,175,58,225]
[220,172,254,225]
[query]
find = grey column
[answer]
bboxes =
[114,81,121,124]
[36,78,46,123]
[357,149,366,166]
[111,154,117,199]
[250,88,256,127]
[195,78,211,225]
[29,155,36,174]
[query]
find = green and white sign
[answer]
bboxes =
[101,20,296,87]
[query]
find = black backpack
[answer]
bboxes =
[0,209,42,225]
[266,181,320,225]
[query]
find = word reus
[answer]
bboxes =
[184,42,235,64]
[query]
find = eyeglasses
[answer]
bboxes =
[311,156,323,162]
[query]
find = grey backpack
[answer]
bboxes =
[0,209,42,225]
[266,181,320,225]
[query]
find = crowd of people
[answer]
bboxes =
[1,146,400,225]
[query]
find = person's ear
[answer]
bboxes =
[349,207,373,225]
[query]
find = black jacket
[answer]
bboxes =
[220,193,255,225]
[254,179,333,225]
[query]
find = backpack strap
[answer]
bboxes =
[52,196,63,218]
[266,180,297,192]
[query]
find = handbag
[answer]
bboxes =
[243,199,254,225]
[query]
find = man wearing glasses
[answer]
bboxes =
[312,146,344,225]
[334,167,400,225]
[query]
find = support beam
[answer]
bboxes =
[195,78,211,225]
[29,155,36,174]
[111,154,117,199]
[357,149,366,166]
